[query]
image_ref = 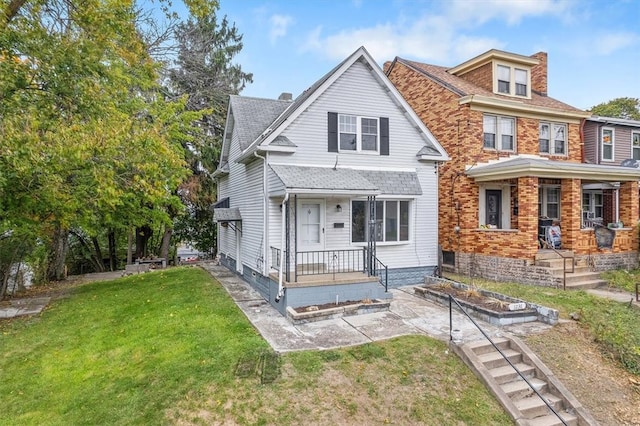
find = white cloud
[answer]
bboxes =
[593,32,639,55]
[269,14,293,44]
[299,0,579,65]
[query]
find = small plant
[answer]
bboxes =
[462,286,482,299]
[486,297,510,310]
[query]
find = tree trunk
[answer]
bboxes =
[135,225,152,259]
[47,226,69,281]
[108,229,117,271]
[127,228,133,265]
[91,236,105,272]
[69,230,103,273]
[159,226,172,261]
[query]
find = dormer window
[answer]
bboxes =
[494,63,530,98]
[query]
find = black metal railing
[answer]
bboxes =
[367,251,388,292]
[296,249,366,276]
[270,246,282,271]
[448,294,567,425]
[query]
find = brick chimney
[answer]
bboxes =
[530,52,548,96]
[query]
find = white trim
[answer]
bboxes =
[601,126,615,162]
[493,61,531,99]
[478,184,512,229]
[632,130,640,160]
[297,199,325,252]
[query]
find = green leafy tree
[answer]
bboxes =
[166,11,253,255]
[0,0,215,281]
[590,97,640,120]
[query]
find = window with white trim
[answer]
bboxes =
[494,63,530,97]
[339,114,378,152]
[633,131,640,161]
[538,186,560,219]
[602,127,614,161]
[582,190,603,221]
[351,200,410,243]
[483,114,515,151]
[539,122,567,155]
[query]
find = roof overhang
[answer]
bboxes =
[466,155,640,182]
[213,207,242,222]
[449,49,539,76]
[459,95,590,122]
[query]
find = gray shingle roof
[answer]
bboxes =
[229,96,291,151]
[270,135,296,147]
[269,165,422,195]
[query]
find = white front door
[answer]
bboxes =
[297,199,324,252]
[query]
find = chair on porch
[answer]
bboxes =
[544,221,562,249]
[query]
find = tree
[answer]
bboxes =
[166,11,253,255]
[589,97,640,120]
[0,0,215,281]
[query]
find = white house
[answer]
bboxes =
[212,47,449,314]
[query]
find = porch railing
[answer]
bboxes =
[269,246,388,291]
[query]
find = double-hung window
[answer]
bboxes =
[351,200,410,243]
[539,122,567,155]
[601,127,614,161]
[495,63,529,97]
[633,131,640,161]
[538,186,560,219]
[483,115,515,151]
[339,114,378,152]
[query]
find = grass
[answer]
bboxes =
[447,272,640,375]
[1,267,512,425]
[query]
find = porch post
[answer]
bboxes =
[285,197,291,282]
[293,195,297,282]
[367,196,377,275]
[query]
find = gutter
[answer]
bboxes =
[275,192,289,303]
[254,152,268,276]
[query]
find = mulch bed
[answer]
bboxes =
[426,285,513,312]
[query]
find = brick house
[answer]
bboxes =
[385,49,640,285]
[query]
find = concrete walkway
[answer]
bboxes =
[0,297,51,319]
[201,263,554,353]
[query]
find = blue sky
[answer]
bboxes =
[214,0,639,110]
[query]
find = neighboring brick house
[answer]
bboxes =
[385,49,640,284]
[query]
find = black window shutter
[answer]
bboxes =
[380,117,389,155]
[328,112,338,152]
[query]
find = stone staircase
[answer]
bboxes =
[453,336,598,426]
[535,250,607,290]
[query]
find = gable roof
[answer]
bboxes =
[389,56,588,118]
[228,46,448,165]
[229,95,292,152]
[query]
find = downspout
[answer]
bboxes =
[254,151,268,276]
[275,192,289,302]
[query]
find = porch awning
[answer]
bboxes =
[213,207,242,222]
[466,155,640,182]
[268,165,422,196]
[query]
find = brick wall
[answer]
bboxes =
[530,52,548,95]
[457,62,492,91]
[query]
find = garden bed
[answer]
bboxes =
[286,298,390,324]
[417,277,558,326]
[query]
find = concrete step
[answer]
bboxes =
[477,348,522,369]
[535,250,574,261]
[563,279,608,290]
[514,393,563,418]
[528,411,579,426]
[500,377,547,399]
[467,337,511,356]
[489,363,536,385]
[454,336,598,425]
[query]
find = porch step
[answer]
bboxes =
[452,336,597,425]
[534,251,606,290]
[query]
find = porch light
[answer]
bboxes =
[336,204,342,212]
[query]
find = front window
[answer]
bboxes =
[582,190,603,227]
[339,114,379,153]
[539,122,567,155]
[484,114,515,151]
[602,127,614,161]
[351,199,410,243]
[539,186,560,219]
[633,131,640,161]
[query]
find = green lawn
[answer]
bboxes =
[0,267,511,425]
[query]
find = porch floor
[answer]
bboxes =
[269,271,379,288]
